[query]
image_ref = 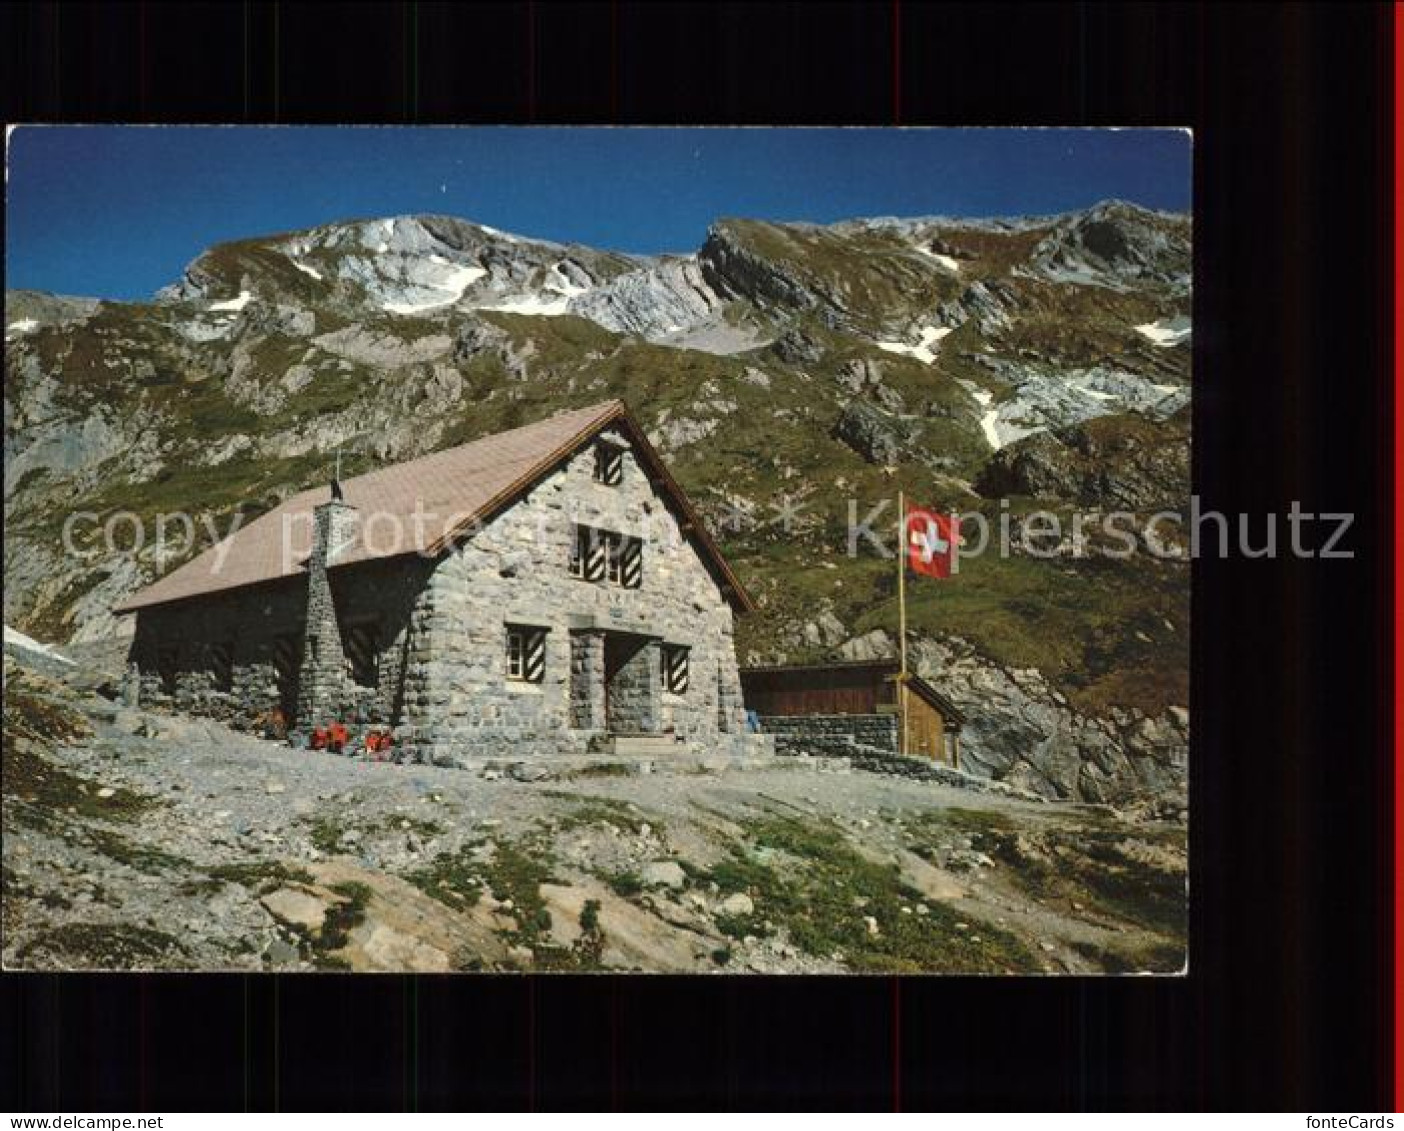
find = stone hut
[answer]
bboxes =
[116,400,768,766]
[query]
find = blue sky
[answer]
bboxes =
[6,126,1191,301]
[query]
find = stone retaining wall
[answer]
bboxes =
[758,713,899,757]
[844,745,1045,801]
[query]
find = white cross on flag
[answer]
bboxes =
[905,505,958,579]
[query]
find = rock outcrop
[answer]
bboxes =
[833,401,912,465]
[976,409,1190,510]
[912,636,1186,804]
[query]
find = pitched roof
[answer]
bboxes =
[115,400,752,614]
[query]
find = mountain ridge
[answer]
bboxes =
[4,200,1191,801]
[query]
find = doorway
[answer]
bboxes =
[603,633,659,735]
[272,633,302,720]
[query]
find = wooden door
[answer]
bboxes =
[907,697,945,761]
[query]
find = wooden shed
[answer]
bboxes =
[740,660,966,764]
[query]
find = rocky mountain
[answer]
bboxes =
[3,201,1191,801]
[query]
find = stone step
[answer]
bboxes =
[604,735,689,757]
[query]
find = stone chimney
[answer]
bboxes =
[294,488,358,729]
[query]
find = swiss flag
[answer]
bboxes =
[906,506,957,579]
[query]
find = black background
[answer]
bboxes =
[0,1,1394,1111]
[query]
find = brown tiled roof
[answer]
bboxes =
[115,400,752,614]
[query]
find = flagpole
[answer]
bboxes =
[897,489,908,757]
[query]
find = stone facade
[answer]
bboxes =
[126,424,760,765]
[393,425,749,765]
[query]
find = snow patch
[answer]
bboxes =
[4,625,73,665]
[382,263,488,315]
[874,325,953,365]
[956,380,1024,449]
[5,319,39,338]
[913,243,961,273]
[293,261,323,281]
[958,379,994,408]
[546,262,590,298]
[965,360,1189,451]
[208,291,253,313]
[474,263,593,317]
[482,294,573,317]
[979,409,1020,450]
[476,223,519,244]
[1134,317,1192,347]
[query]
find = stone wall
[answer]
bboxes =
[759,713,899,757]
[398,425,751,765]
[569,631,606,730]
[844,745,1046,801]
[127,554,432,731]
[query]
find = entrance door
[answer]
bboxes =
[602,633,659,735]
[906,698,945,762]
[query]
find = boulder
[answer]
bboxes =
[769,327,824,366]
[833,402,908,465]
[260,887,333,934]
[719,892,754,916]
[642,861,686,890]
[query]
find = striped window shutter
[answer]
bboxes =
[507,626,547,682]
[595,441,624,485]
[619,536,643,588]
[523,630,546,682]
[586,529,608,581]
[662,645,690,694]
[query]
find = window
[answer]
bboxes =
[570,525,641,588]
[593,440,624,485]
[608,533,643,588]
[506,625,547,683]
[344,622,379,688]
[569,524,604,580]
[208,641,234,693]
[272,634,301,714]
[660,644,690,695]
[157,646,179,697]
